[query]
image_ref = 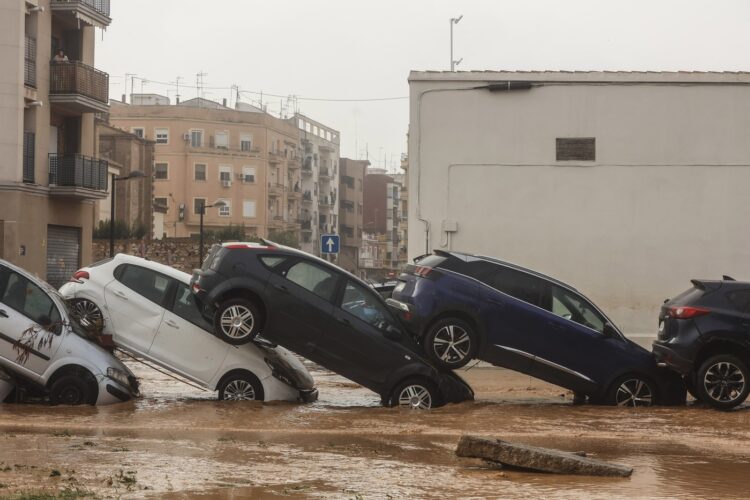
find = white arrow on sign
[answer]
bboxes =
[326,237,335,252]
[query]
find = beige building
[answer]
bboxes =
[0,0,111,286]
[109,99,302,241]
[408,70,750,332]
[338,158,369,273]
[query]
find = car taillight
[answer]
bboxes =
[414,266,433,277]
[667,306,710,319]
[70,270,89,283]
[191,282,201,293]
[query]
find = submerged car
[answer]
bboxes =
[190,242,474,409]
[389,251,685,407]
[0,259,139,405]
[653,277,750,410]
[60,255,317,403]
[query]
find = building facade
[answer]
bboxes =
[109,99,302,242]
[408,70,750,332]
[361,167,403,280]
[1,0,112,286]
[338,158,369,273]
[295,114,340,257]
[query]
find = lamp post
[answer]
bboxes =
[199,200,226,267]
[450,15,463,71]
[109,170,146,257]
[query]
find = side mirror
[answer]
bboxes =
[383,324,402,341]
[603,322,619,338]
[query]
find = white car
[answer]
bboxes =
[59,254,318,403]
[0,259,139,405]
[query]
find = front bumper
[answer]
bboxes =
[653,340,694,375]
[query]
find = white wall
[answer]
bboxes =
[408,71,750,333]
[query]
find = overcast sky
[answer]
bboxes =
[97,0,749,172]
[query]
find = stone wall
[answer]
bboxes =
[92,238,218,273]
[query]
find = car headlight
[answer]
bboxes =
[106,367,131,388]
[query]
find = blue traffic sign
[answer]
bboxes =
[321,234,340,254]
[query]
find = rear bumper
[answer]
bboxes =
[299,388,319,403]
[652,341,694,375]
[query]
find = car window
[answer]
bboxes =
[284,261,338,301]
[549,285,606,333]
[259,255,288,270]
[341,281,391,329]
[726,289,750,314]
[172,282,212,331]
[488,267,550,309]
[0,269,61,330]
[116,265,170,306]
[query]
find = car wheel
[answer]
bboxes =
[696,354,750,410]
[218,373,264,401]
[68,298,104,332]
[607,375,657,407]
[391,379,439,409]
[424,318,478,370]
[49,373,96,406]
[214,298,262,345]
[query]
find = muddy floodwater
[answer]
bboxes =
[0,348,749,498]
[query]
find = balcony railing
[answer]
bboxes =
[51,0,111,19]
[24,36,36,88]
[49,153,107,191]
[23,132,35,183]
[50,61,109,104]
[319,168,331,179]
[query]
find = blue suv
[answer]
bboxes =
[389,251,684,406]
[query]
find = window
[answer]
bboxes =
[190,129,203,148]
[116,265,170,306]
[243,200,256,218]
[155,128,169,144]
[284,261,337,301]
[342,176,354,189]
[219,165,232,183]
[485,266,549,309]
[218,199,231,217]
[172,282,212,331]
[549,285,606,333]
[154,197,168,210]
[194,198,207,215]
[131,127,144,139]
[240,134,252,152]
[556,138,595,161]
[154,163,168,180]
[0,268,61,329]
[194,163,207,181]
[215,131,228,149]
[341,281,391,329]
[259,255,287,269]
[242,166,256,183]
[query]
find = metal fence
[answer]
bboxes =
[49,153,108,190]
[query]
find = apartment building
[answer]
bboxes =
[361,167,403,280]
[338,158,369,273]
[109,98,302,241]
[295,114,340,257]
[0,0,112,286]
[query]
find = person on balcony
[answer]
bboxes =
[52,50,69,63]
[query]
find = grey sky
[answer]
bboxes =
[97,0,749,171]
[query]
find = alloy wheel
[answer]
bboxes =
[615,378,653,407]
[60,386,83,405]
[70,299,103,329]
[703,361,746,404]
[219,306,255,340]
[432,324,471,364]
[223,380,257,401]
[398,384,432,409]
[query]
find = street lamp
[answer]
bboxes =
[109,170,146,257]
[450,15,463,71]
[198,200,227,267]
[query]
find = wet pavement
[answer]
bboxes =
[0,340,749,498]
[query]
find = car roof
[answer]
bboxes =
[109,254,190,283]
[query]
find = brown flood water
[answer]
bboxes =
[0,357,748,499]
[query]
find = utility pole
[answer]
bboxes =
[450,15,463,71]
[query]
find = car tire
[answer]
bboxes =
[695,354,750,410]
[214,298,262,345]
[606,374,657,407]
[390,379,440,409]
[423,318,478,370]
[49,372,96,406]
[218,372,264,401]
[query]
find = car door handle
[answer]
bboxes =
[0,310,7,318]
[337,317,351,326]
[114,290,128,300]
[165,319,180,329]
[273,284,289,294]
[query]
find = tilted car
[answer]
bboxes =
[59,255,317,403]
[653,277,750,410]
[190,242,474,409]
[0,259,139,405]
[389,251,685,407]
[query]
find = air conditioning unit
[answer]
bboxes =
[182,133,190,141]
[222,180,232,188]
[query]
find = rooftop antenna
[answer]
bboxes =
[125,73,137,103]
[173,76,183,104]
[196,71,208,104]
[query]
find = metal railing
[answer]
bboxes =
[24,36,36,88]
[49,153,107,190]
[49,61,109,104]
[23,132,35,183]
[51,0,111,17]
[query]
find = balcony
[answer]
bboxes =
[268,216,285,229]
[23,132,35,183]
[319,168,331,181]
[288,187,302,199]
[288,157,301,169]
[48,153,108,199]
[302,191,313,204]
[301,219,313,232]
[50,0,111,28]
[268,182,286,197]
[49,62,109,114]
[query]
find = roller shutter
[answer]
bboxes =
[46,225,80,288]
